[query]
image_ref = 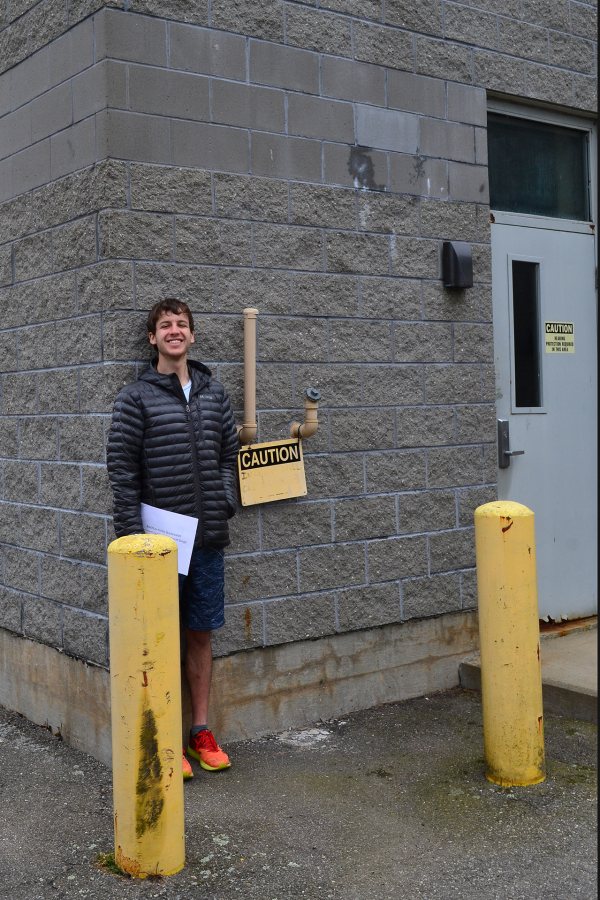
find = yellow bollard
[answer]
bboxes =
[474,501,545,787]
[107,534,185,877]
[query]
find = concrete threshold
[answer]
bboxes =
[459,616,598,723]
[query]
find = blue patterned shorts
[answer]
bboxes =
[178,546,225,631]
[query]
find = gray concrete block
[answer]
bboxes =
[30,81,72,143]
[251,131,321,181]
[473,49,526,95]
[213,80,285,133]
[249,40,319,93]
[330,408,395,452]
[356,105,419,154]
[460,567,478,610]
[79,562,108,614]
[170,23,246,79]
[101,311,149,361]
[225,551,298,601]
[326,232,390,275]
[75,51,119,112]
[360,276,422,319]
[62,607,107,665]
[53,217,98,273]
[293,363,364,406]
[95,8,167,65]
[298,542,366,593]
[400,489,456,534]
[13,231,53,282]
[569,2,597,40]
[365,451,426,493]
[402,573,462,619]
[171,119,249,172]
[50,117,96,181]
[211,0,284,42]
[425,364,484,404]
[498,18,549,63]
[323,142,387,190]
[261,500,333,550]
[352,21,414,69]
[128,65,210,120]
[454,403,496,445]
[23,596,62,645]
[19,505,60,554]
[521,0,570,30]
[48,15,94,84]
[0,416,19,456]
[396,406,455,448]
[254,224,323,272]
[367,534,428,581]
[0,585,23,633]
[0,193,33,246]
[11,140,51,197]
[289,184,356,230]
[77,261,134,313]
[0,105,32,160]
[321,56,385,105]
[320,0,382,19]
[329,320,393,362]
[80,465,112,515]
[522,60,578,107]
[1,373,38,416]
[215,267,293,315]
[303,453,365,500]
[59,416,106,463]
[213,174,288,222]
[420,118,475,163]
[420,199,489,243]
[175,218,252,266]
[60,511,107,564]
[97,109,172,165]
[416,36,473,82]
[38,370,80,415]
[447,82,488,126]
[335,495,397,542]
[265,593,336,645]
[453,323,494,363]
[357,192,420,236]
[258,316,328,362]
[0,503,21,545]
[443,3,498,50]
[0,460,39,502]
[423,281,492,323]
[2,545,40,594]
[128,0,207,23]
[130,163,213,215]
[212,601,264,655]
[289,272,360,317]
[572,73,597,113]
[387,70,446,119]
[288,93,354,143]
[79,364,136,413]
[429,527,475,573]
[40,462,82,509]
[285,5,352,56]
[337,582,401,630]
[427,446,485,488]
[384,0,443,35]
[394,322,452,362]
[18,322,58,369]
[448,162,489,203]
[40,555,82,606]
[224,506,261,554]
[135,262,214,311]
[99,210,173,261]
[390,236,439,278]
[0,245,11,286]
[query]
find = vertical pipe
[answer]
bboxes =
[474,501,545,786]
[238,307,258,446]
[108,534,185,878]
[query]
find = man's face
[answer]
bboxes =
[148,310,195,362]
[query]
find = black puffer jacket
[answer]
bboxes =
[107,360,239,548]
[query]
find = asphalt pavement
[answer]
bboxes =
[0,687,596,900]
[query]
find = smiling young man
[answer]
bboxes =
[107,298,239,781]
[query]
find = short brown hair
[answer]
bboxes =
[146,298,195,335]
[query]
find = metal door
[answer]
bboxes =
[491,221,597,620]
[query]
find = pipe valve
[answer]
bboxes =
[290,387,321,440]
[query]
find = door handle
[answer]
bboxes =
[497,419,525,469]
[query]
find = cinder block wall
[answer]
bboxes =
[0,1,596,669]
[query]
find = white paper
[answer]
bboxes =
[140,503,198,575]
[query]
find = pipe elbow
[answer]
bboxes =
[238,423,257,446]
[290,388,321,440]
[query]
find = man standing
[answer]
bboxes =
[107,298,239,781]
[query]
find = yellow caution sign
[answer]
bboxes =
[238,438,307,506]
[545,321,574,354]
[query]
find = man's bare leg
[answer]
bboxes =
[185,628,212,725]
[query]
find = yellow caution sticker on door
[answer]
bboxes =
[544,321,575,354]
[238,438,307,506]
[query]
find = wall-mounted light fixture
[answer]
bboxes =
[442,241,473,288]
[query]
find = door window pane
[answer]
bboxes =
[512,261,541,408]
[488,114,590,220]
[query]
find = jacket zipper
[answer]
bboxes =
[185,400,204,536]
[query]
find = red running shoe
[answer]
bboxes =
[183,750,194,781]
[187,729,231,771]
